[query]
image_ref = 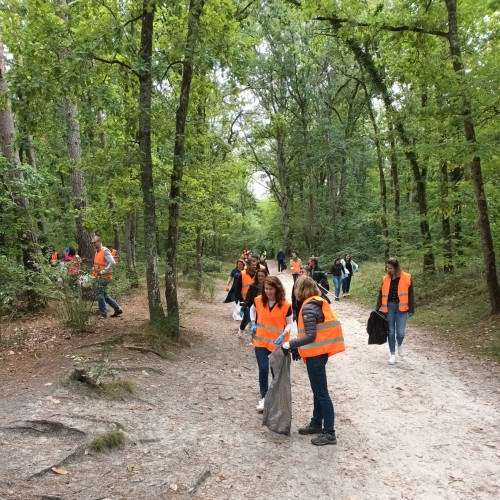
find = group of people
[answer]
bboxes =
[224,250,415,446]
[46,238,123,320]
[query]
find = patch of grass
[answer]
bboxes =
[90,429,125,452]
[352,260,500,362]
[102,378,137,398]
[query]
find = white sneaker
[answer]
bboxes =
[388,355,396,365]
[398,345,406,357]
[237,329,243,338]
[256,398,265,413]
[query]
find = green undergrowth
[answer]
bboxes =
[352,261,500,362]
[90,429,125,452]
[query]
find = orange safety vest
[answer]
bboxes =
[240,270,255,300]
[111,248,119,264]
[50,251,59,266]
[92,247,113,280]
[297,296,345,361]
[380,271,411,313]
[253,296,291,352]
[290,258,302,274]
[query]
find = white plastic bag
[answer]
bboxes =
[232,303,242,321]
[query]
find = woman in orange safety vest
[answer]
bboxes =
[289,251,302,283]
[280,276,344,446]
[249,276,292,413]
[376,258,414,365]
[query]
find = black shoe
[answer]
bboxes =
[298,423,322,435]
[311,433,337,446]
[110,310,123,318]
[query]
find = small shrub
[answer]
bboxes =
[201,256,223,273]
[90,429,125,452]
[103,378,137,398]
[60,284,93,332]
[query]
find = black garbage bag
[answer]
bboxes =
[262,347,292,436]
[367,309,388,345]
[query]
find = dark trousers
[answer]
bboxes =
[278,260,286,272]
[255,347,274,398]
[239,307,250,331]
[306,353,335,435]
[342,275,352,293]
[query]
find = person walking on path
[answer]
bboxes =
[291,265,311,320]
[224,259,245,303]
[308,256,331,304]
[276,250,286,273]
[329,257,345,302]
[259,254,270,275]
[91,236,123,319]
[279,276,345,446]
[235,259,257,336]
[376,258,414,365]
[341,254,359,297]
[250,276,293,412]
[289,252,302,282]
[239,269,267,338]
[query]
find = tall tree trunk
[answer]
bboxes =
[194,226,202,294]
[165,0,205,335]
[124,211,139,288]
[138,1,166,324]
[0,35,40,303]
[63,99,94,265]
[445,0,500,313]
[440,161,453,273]
[365,92,389,259]
[388,120,401,252]
[347,39,434,271]
[276,135,292,254]
[450,163,463,259]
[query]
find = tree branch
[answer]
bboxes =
[92,55,139,78]
[315,16,449,38]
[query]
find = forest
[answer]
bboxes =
[1,0,499,336]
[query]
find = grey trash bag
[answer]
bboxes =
[262,347,292,436]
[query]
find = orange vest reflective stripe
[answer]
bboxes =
[253,296,291,351]
[111,248,118,263]
[380,271,411,313]
[297,296,345,360]
[92,247,113,280]
[290,258,302,274]
[240,270,254,300]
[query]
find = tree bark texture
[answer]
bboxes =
[195,226,202,293]
[440,161,453,273]
[445,0,500,313]
[63,99,94,265]
[166,0,206,334]
[138,1,166,324]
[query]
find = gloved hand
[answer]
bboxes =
[239,310,244,319]
[274,333,285,345]
[408,312,414,318]
[290,348,301,361]
[225,284,230,292]
[355,268,359,272]
[99,270,106,276]
[250,323,257,335]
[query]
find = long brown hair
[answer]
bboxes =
[261,276,287,307]
[386,257,402,277]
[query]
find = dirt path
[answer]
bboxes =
[0,263,499,499]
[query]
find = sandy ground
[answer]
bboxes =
[0,262,499,500]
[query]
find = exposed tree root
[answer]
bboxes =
[113,366,165,375]
[123,345,168,359]
[28,444,87,479]
[188,466,211,495]
[1,420,85,438]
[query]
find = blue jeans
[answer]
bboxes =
[332,276,342,298]
[292,274,300,283]
[95,279,121,318]
[342,275,352,293]
[255,347,274,398]
[306,353,335,435]
[387,302,408,353]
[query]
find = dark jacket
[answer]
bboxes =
[367,310,388,345]
[241,282,262,311]
[276,251,286,261]
[289,299,324,349]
